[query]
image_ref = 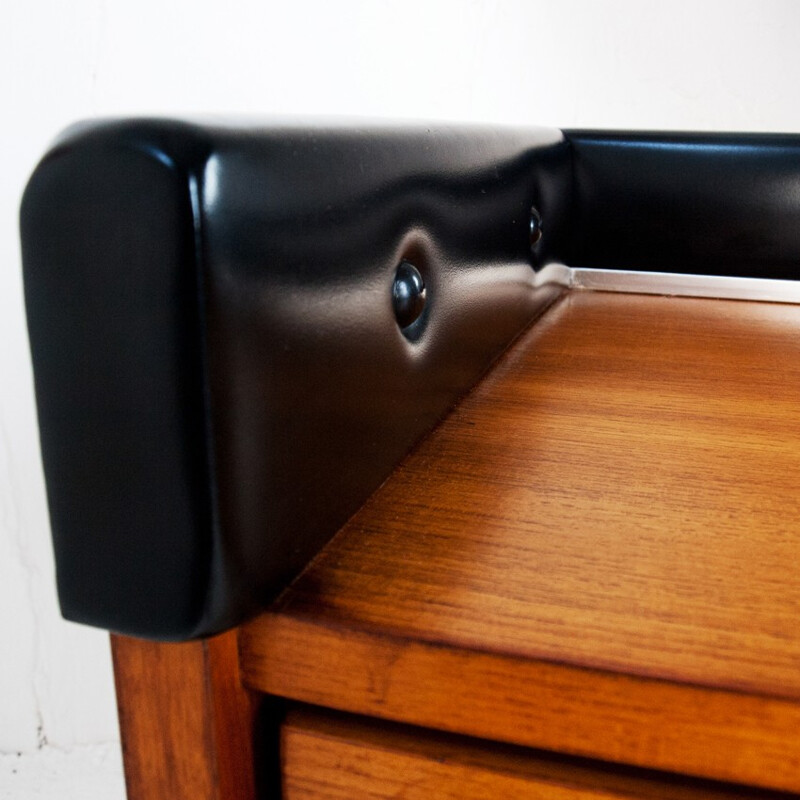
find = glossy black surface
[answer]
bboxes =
[22,119,569,639]
[22,121,214,636]
[197,123,570,637]
[565,131,800,279]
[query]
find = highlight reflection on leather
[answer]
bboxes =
[21,121,800,639]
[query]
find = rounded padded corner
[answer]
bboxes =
[22,121,220,640]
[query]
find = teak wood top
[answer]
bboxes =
[241,290,800,792]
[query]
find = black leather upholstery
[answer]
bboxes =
[22,120,569,638]
[566,130,800,279]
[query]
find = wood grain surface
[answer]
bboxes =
[241,291,800,792]
[111,631,257,800]
[281,706,780,800]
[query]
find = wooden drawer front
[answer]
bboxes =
[280,708,770,800]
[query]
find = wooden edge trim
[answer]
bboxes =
[239,614,800,794]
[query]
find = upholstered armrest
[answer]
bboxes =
[20,121,800,639]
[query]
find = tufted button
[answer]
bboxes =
[393,261,426,331]
[530,206,543,249]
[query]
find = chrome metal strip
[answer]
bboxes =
[568,268,800,304]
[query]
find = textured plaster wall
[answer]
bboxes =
[3,0,800,757]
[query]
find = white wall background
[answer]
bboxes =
[3,0,800,763]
